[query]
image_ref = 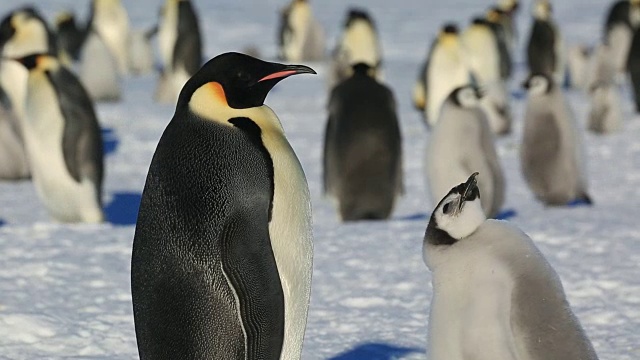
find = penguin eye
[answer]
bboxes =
[237,71,251,82]
[443,202,452,214]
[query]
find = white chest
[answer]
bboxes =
[158,1,179,69]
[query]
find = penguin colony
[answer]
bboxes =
[6,0,640,358]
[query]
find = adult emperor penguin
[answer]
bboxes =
[461,18,512,135]
[15,54,104,223]
[521,73,591,206]
[328,8,383,89]
[426,86,505,219]
[485,7,513,80]
[278,0,326,62]
[414,24,472,127]
[79,29,122,102]
[526,0,566,84]
[131,52,315,359]
[323,63,402,221]
[495,0,520,54]
[0,6,57,57]
[0,82,29,180]
[155,0,202,103]
[86,0,130,75]
[128,26,155,76]
[604,0,640,77]
[423,173,599,360]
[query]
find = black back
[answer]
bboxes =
[527,19,556,76]
[173,0,202,75]
[47,64,103,205]
[56,14,87,60]
[132,109,284,359]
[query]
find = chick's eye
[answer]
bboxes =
[443,202,452,214]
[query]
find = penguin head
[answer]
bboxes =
[449,85,484,108]
[533,0,552,20]
[344,8,374,29]
[0,7,51,57]
[179,52,315,112]
[523,73,553,96]
[426,173,486,245]
[350,62,378,78]
[485,7,504,23]
[498,0,519,12]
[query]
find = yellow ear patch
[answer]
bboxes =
[208,82,228,105]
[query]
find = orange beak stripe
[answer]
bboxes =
[208,81,228,105]
[258,70,297,82]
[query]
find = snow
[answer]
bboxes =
[1,0,639,359]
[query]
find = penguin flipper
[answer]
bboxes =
[220,212,285,359]
[52,67,103,189]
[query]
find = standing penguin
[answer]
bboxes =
[131,52,315,359]
[526,0,566,84]
[426,86,505,219]
[128,27,156,76]
[461,18,512,135]
[485,7,513,80]
[414,24,472,127]
[86,0,130,75]
[278,0,326,62]
[328,8,383,89]
[54,11,87,63]
[521,73,591,206]
[79,28,122,102]
[0,6,57,57]
[155,0,202,103]
[423,173,599,360]
[604,0,640,77]
[587,43,622,133]
[14,54,104,223]
[323,63,402,221]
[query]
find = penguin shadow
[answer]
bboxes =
[328,342,423,360]
[101,127,119,155]
[0,218,5,227]
[104,192,142,226]
[495,208,517,220]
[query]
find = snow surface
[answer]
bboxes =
[1,0,639,359]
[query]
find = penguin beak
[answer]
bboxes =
[459,172,479,210]
[257,64,316,83]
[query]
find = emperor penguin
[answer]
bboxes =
[79,29,122,102]
[627,25,640,111]
[86,0,130,75]
[461,18,512,135]
[423,173,599,360]
[14,54,104,223]
[414,24,472,127]
[128,27,156,76]
[323,63,402,221]
[426,86,505,219]
[328,8,383,89]
[278,0,326,62]
[131,52,315,359]
[495,0,520,54]
[155,0,202,104]
[604,0,640,78]
[587,43,622,133]
[0,82,29,180]
[521,73,591,206]
[54,11,87,63]
[0,6,57,58]
[526,0,566,84]
[485,7,513,80]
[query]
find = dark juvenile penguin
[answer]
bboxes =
[324,63,402,221]
[521,73,591,206]
[15,54,104,223]
[155,0,202,103]
[423,173,599,360]
[526,1,565,83]
[132,52,315,359]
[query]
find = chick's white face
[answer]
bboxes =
[434,190,486,241]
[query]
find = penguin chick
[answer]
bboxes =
[423,172,599,360]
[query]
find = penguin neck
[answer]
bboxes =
[341,20,379,66]
[187,81,284,133]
